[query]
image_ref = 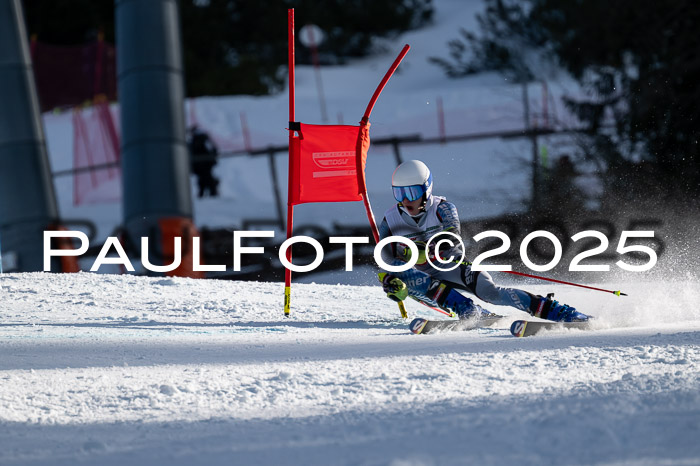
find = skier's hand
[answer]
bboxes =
[401,241,430,265]
[378,273,408,302]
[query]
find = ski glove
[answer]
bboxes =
[403,238,473,268]
[401,241,430,265]
[378,272,408,302]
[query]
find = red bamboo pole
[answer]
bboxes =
[357,44,411,241]
[284,9,296,316]
[362,44,410,120]
[357,45,413,317]
[504,270,627,296]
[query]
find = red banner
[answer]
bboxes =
[289,123,370,205]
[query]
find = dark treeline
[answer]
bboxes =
[430,0,700,204]
[23,0,698,204]
[22,0,433,97]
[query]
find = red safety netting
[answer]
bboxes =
[31,38,117,112]
[72,100,121,205]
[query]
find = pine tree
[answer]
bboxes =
[23,0,434,97]
[431,0,700,202]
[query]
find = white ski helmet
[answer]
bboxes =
[391,160,433,203]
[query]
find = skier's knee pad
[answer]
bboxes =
[426,280,470,308]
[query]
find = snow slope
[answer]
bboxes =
[1,272,699,465]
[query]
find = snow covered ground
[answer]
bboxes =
[2,272,699,465]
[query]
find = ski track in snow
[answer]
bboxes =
[1,272,700,465]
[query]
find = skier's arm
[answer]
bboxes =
[436,200,460,232]
[378,217,399,265]
[377,217,410,301]
[378,216,415,266]
[434,201,466,262]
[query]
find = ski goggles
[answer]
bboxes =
[392,184,427,202]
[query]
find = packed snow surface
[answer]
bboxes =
[1,272,699,465]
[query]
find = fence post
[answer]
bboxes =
[391,137,403,166]
[522,81,540,210]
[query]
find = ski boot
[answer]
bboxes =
[429,281,496,320]
[530,293,590,322]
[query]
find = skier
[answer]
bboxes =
[377,159,590,322]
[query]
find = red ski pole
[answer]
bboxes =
[503,270,627,296]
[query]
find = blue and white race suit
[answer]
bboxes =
[378,195,537,313]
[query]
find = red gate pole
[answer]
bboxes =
[284,9,296,316]
[358,45,411,318]
[362,45,410,121]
